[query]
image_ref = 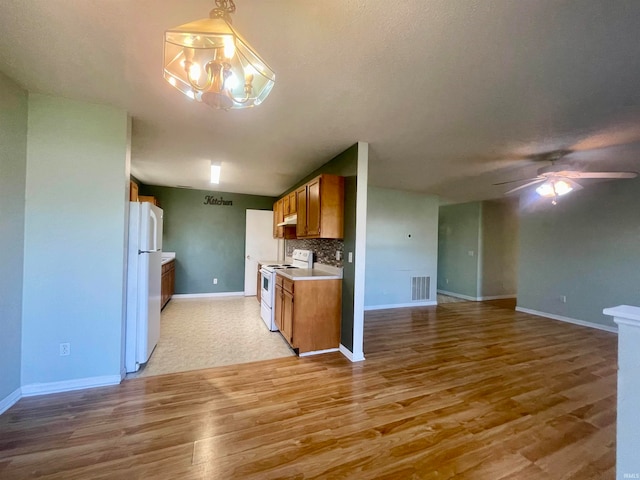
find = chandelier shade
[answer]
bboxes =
[163,2,275,110]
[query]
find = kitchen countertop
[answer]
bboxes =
[277,264,342,281]
[162,252,176,265]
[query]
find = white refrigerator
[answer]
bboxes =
[126,202,163,373]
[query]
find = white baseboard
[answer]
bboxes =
[172,291,244,299]
[0,387,22,415]
[21,375,122,397]
[437,290,516,302]
[365,300,437,311]
[437,290,478,301]
[478,294,517,300]
[339,344,365,362]
[299,348,339,357]
[515,307,618,334]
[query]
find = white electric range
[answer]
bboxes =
[259,249,313,331]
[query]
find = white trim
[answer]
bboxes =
[339,343,365,362]
[172,291,244,299]
[365,300,437,311]
[603,305,640,325]
[437,290,516,302]
[478,294,517,300]
[437,290,478,301]
[299,348,339,357]
[351,141,369,362]
[21,375,121,397]
[515,307,618,334]
[0,387,22,415]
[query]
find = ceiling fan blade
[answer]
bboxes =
[493,177,540,186]
[571,171,638,179]
[503,178,546,195]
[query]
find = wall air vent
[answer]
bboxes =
[411,276,430,301]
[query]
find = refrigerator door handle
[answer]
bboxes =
[149,208,159,251]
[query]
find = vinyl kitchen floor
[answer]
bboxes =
[127,296,295,379]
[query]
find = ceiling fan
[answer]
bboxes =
[494,149,638,204]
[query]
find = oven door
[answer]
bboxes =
[260,268,273,308]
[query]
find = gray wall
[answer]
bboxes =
[21,94,129,385]
[365,187,439,307]
[0,72,27,401]
[480,199,519,297]
[437,202,481,297]
[140,185,275,294]
[518,178,640,329]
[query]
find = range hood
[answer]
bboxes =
[277,214,297,227]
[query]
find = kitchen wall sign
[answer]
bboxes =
[204,195,233,206]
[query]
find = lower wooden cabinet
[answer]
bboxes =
[274,273,341,354]
[161,260,175,309]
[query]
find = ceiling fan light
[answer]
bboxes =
[535,179,573,198]
[553,179,573,196]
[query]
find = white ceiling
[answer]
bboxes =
[2,0,640,203]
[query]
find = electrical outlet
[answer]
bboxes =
[336,250,342,260]
[60,343,70,356]
[446,278,449,285]
[348,252,353,263]
[213,278,218,285]
[560,295,567,303]
[468,250,475,257]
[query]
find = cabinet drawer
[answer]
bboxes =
[282,277,294,294]
[275,274,283,287]
[162,260,175,274]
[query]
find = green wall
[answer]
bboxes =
[140,186,275,294]
[517,178,640,329]
[0,71,27,403]
[281,144,359,350]
[365,188,440,307]
[22,94,129,385]
[437,202,482,298]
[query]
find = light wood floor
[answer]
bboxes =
[0,302,617,479]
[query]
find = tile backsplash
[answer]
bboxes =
[286,238,344,268]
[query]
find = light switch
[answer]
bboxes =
[468,250,474,257]
[348,252,353,263]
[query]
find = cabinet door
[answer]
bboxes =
[307,177,321,237]
[274,284,283,331]
[273,200,285,238]
[282,289,294,345]
[272,201,278,238]
[130,181,139,202]
[288,191,297,215]
[283,195,290,216]
[296,186,307,237]
[169,263,175,297]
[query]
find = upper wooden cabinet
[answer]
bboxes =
[275,174,343,239]
[129,181,139,202]
[296,174,344,239]
[273,198,296,239]
[284,191,297,216]
[138,195,160,207]
[273,199,283,238]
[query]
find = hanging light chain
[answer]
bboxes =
[210,0,236,22]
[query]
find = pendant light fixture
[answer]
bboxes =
[163,0,275,110]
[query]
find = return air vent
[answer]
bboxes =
[411,276,430,301]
